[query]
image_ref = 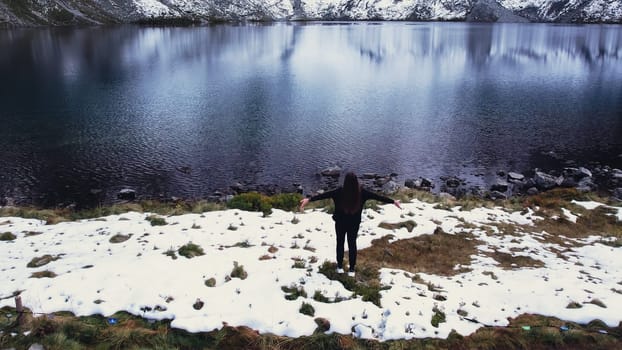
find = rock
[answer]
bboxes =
[578,167,592,178]
[526,187,539,196]
[421,177,434,188]
[362,173,378,179]
[470,186,487,198]
[576,177,596,192]
[520,178,537,191]
[320,166,341,177]
[381,181,400,194]
[489,191,507,200]
[230,182,245,192]
[563,167,592,179]
[507,172,525,182]
[294,185,303,194]
[176,166,191,174]
[534,171,562,190]
[314,317,331,333]
[560,177,578,188]
[497,170,506,177]
[404,178,419,189]
[117,188,136,200]
[374,176,391,186]
[0,197,6,207]
[89,188,103,195]
[490,180,509,192]
[389,172,398,178]
[439,192,456,201]
[405,177,434,190]
[613,188,622,200]
[444,176,462,188]
[193,298,204,310]
[28,345,45,350]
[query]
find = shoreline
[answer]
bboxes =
[2,162,620,211]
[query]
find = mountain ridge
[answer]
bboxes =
[0,0,620,26]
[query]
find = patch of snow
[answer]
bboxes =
[134,0,172,17]
[561,208,578,223]
[572,200,603,210]
[1,199,620,340]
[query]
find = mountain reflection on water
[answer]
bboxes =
[0,23,621,207]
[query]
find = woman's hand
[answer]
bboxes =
[394,200,402,209]
[299,198,310,211]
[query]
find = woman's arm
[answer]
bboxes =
[299,188,339,211]
[362,188,402,209]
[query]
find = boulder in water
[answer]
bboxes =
[507,172,525,182]
[490,180,509,192]
[534,171,562,190]
[117,189,136,200]
[320,166,341,177]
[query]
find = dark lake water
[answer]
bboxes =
[1,22,621,207]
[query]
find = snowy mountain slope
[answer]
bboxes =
[0,0,620,26]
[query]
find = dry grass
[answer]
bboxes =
[30,270,57,278]
[377,220,417,233]
[529,205,622,247]
[358,227,479,276]
[26,254,61,268]
[485,251,545,269]
[0,200,227,225]
[1,306,620,350]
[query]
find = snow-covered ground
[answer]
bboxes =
[1,199,620,340]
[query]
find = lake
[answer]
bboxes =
[1,22,621,207]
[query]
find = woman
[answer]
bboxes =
[299,172,401,276]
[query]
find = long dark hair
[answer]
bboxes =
[341,172,362,214]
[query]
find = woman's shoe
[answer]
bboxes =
[348,270,355,277]
[336,268,345,273]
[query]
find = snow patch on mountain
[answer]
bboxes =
[0,0,620,26]
[582,0,622,22]
[135,0,173,16]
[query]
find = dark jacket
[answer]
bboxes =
[308,186,394,223]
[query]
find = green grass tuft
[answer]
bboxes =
[299,302,315,317]
[146,215,167,226]
[270,193,303,212]
[178,242,205,259]
[313,290,330,303]
[318,261,385,307]
[164,248,177,260]
[230,261,248,280]
[0,232,16,241]
[431,306,446,328]
[566,301,582,309]
[227,192,273,216]
[282,285,307,300]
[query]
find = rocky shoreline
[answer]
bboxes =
[2,163,621,210]
[115,163,622,205]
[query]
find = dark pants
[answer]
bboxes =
[335,219,361,271]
